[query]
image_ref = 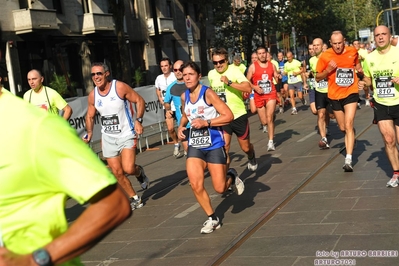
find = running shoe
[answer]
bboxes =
[258,124,263,130]
[201,217,221,234]
[279,107,284,114]
[263,125,268,133]
[136,165,150,190]
[130,196,143,210]
[365,99,370,107]
[319,137,330,149]
[386,174,399,188]
[267,142,275,151]
[173,144,181,157]
[357,102,361,109]
[342,158,353,172]
[247,154,258,171]
[301,98,307,105]
[291,108,298,115]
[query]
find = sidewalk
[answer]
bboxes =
[68,100,399,266]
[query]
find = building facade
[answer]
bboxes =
[0,0,215,96]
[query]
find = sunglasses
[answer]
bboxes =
[91,72,104,77]
[212,59,226,65]
[173,68,182,72]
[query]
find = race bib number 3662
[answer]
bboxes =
[189,128,212,148]
[335,68,354,87]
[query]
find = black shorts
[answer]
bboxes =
[315,91,330,110]
[329,93,359,112]
[373,100,399,126]
[187,146,227,164]
[309,89,315,104]
[164,109,176,120]
[222,114,250,140]
[275,81,282,93]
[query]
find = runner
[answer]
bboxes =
[284,51,307,115]
[277,51,288,113]
[316,31,363,172]
[310,38,332,149]
[164,60,188,157]
[155,58,179,156]
[208,48,258,174]
[84,62,150,210]
[177,61,244,234]
[246,46,279,151]
[359,25,399,187]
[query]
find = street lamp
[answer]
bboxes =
[389,0,395,35]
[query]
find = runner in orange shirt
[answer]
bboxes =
[316,31,363,172]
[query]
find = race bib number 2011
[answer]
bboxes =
[101,114,121,134]
[335,68,354,87]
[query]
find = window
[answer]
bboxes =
[166,0,172,18]
[82,0,90,14]
[52,0,63,14]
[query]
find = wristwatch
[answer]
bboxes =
[32,248,52,266]
[136,117,143,123]
[207,119,211,127]
[227,80,233,86]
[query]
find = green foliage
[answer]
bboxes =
[49,73,77,96]
[133,67,145,87]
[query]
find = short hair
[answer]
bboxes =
[29,69,44,77]
[331,30,345,39]
[233,55,241,61]
[159,57,172,66]
[256,46,267,52]
[211,48,228,59]
[181,61,201,75]
[91,62,110,73]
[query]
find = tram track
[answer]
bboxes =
[206,122,375,266]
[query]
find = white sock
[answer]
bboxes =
[346,154,352,161]
[269,140,273,144]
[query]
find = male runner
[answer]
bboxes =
[85,62,150,210]
[284,51,307,115]
[310,38,331,149]
[316,31,362,171]
[208,48,257,175]
[155,58,179,156]
[164,60,188,156]
[246,47,279,151]
[359,25,399,187]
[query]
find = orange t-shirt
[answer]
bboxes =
[316,46,360,100]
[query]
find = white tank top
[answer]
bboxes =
[94,80,135,138]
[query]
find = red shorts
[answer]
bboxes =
[254,92,277,108]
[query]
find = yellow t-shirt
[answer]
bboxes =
[284,59,303,84]
[208,66,249,119]
[23,86,68,115]
[0,92,117,264]
[363,47,399,106]
[309,56,328,93]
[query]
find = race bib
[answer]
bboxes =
[218,92,226,103]
[101,114,121,134]
[189,128,212,148]
[289,74,298,83]
[376,77,395,98]
[317,79,328,89]
[258,79,272,94]
[335,68,354,87]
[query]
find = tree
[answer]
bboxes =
[108,0,130,83]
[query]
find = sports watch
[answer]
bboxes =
[32,248,52,266]
[227,80,233,86]
[136,117,143,123]
[207,119,211,127]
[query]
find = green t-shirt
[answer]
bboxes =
[208,66,249,119]
[284,59,303,84]
[23,86,68,115]
[309,56,328,93]
[0,92,117,264]
[363,47,399,106]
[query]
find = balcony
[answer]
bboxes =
[147,18,175,36]
[81,13,114,35]
[13,9,59,34]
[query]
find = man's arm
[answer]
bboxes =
[62,104,73,120]
[120,81,145,135]
[84,91,96,142]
